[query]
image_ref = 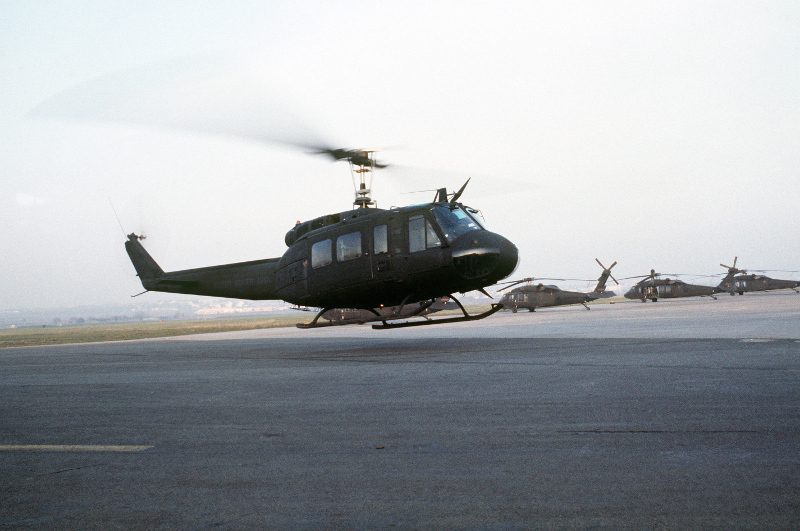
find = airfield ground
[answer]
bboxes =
[1,291,799,529]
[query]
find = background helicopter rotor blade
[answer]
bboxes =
[496,277,535,292]
[620,270,680,281]
[496,276,596,292]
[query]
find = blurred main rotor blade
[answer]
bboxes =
[383,164,539,200]
[28,56,349,158]
[310,148,388,168]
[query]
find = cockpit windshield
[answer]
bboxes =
[431,205,486,244]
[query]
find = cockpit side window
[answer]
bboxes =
[408,215,441,252]
[425,219,441,248]
[431,205,484,244]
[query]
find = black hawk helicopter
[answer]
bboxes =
[716,257,800,295]
[496,259,618,312]
[126,151,519,328]
[623,269,717,302]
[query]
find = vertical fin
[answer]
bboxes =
[124,233,163,279]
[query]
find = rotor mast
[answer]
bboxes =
[349,149,378,209]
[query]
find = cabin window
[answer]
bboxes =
[409,215,441,253]
[337,231,362,262]
[374,225,388,254]
[311,239,332,268]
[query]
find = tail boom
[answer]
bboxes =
[125,233,281,300]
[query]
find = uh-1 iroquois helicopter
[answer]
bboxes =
[623,269,718,302]
[32,59,519,328]
[716,257,800,295]
[126,150,519,329]
[495,259,619,312]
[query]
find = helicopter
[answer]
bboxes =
[623,270,717,302]
[31,60,519,328]
[126,150,519,329]
[496,259,619,312]
[716,257,800,295]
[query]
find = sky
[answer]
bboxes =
[2,1,799,311]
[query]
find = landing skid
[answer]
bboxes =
[296,299,436,329]
[372,303,503,329]
[296,296,503,330]
[296,314,381,328]
[373,295,502,329]
[296,306,381,329]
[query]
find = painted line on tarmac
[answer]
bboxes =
[0,445,153,452]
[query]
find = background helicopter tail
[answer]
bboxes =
[592,259,618,295]
[125,233,164,280]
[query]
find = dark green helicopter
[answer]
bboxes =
[716,257,800,295]
[31,60,519,328]
[126,151,519,328]
[623,270,717,302]
[496,259,618,311]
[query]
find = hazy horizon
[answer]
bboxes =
[2,1,799,311]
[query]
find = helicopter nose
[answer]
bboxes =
[623,287,636,299]
[451,231,518,282]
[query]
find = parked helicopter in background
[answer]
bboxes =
[497,259,618,312]
[716,257,800,295]
[624,270,717,302]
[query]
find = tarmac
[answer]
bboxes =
[1,291,799,529]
